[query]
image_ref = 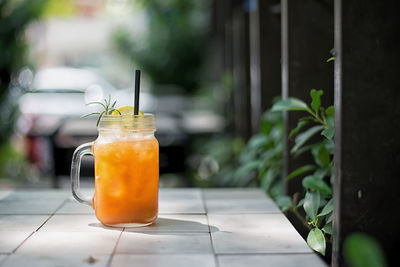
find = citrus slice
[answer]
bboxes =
[112,106,144,115]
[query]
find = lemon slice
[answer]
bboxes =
[112,106,144,115]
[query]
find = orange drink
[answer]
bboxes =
[93,138,159,226]
[71,114,159,227]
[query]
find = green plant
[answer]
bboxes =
[234,110,284,196]
[81,96,121,126]
[344,233,387,267]
[0,0,47,147]
[272,89,334,255]
[113,0,209,93]
[188,135,244,187]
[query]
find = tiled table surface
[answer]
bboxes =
[0,188,326,267]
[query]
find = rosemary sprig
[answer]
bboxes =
[81,95,121,126]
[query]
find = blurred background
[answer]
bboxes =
[2,0,399,264]
[0,0,265,189]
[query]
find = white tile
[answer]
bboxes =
[57,200,94,214]
[218,254,327,267]
[159,188,202,199]
[159,188,205,214]
[205,198,280,213]
[159,200,205,214]
[125,214,209,232]
[116,232,213,254]
[111,254,216,267]
[0,190,13,201]
[0,215,49,231]
[2,254,109,267]
[17,231,120,255]
[3,190,68,202]
[0,231,32,253]
[203,188,267,199]
[0,200,64,215]
[0,254,8,265]
[208,214,312,254]
[40,214,122,232]
[203,188,280,213]
[0,190,67,214]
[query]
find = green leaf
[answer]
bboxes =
[80,112,100,118]
[235,161,260,180]
[310,89,323,113]
[325,105,334,117]
[322,222,332,235]
[344,233,387,267]
[326,212,333,224]
[260,168,279,193]
[326,57,335,62]
[292,144,314,157]
[312,146,331,167]
[300,116,316,122]
[271,98,310,112]
[289,120,309,139]
[318,198,333,217]
[297,198,305,208]
[286,164,316,181]
[291,125,324,154]
[326,116,334,128]
[321,127,334,140]
[314,168,328,179]
[307,228,326,255]
[302,176,333,195]
[275,195,293,212]
[303,191,320,222]
[247,134,269,150]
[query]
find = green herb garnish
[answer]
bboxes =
[81,95,121,126]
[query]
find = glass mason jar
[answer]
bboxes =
[71,114,159,227]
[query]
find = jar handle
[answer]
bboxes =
[71,142,94,206]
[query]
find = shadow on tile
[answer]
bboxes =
[126,217,220,234]
[88,223,124,232]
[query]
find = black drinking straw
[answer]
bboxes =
[134,69,141,115]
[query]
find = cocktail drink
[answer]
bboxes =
[71,114,159,227]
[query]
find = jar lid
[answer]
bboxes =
[98,114,155,131]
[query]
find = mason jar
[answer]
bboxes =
[71,114,159,227]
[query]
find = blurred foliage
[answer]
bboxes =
[233,110,283,192]
[0,0,47,146]
[0,0,47,177]
[344,233,387,267]
[0,141,32,180]
[113,0,210,94]
[188,135,244,187]
[41,0,76,18]
[188,108,283,190]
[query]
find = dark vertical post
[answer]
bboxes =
[249,0,282,134]
[281,0,334,196]
[249,0,262,133]
[232,2,251,140]
[211,0,235,132]
[333,0,400,266]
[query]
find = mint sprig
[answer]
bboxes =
[81,95,121,126]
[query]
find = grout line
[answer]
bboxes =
[215,252,317,256]
[200,189,219,267]
[35,198,69,232]
[53,198,70,214]
[11,231,35,253]
[106,228,124,267]
[158,212,207,215]
[10,199,70,254]
[206,211,284,215]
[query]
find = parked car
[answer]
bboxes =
[17,67,195,187]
